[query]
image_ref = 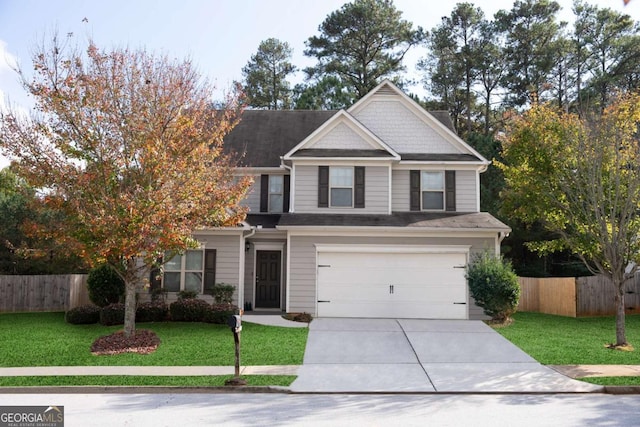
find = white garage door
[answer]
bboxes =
[316,249,468,319]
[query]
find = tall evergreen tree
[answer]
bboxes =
[305,0,424,99]
[242,38,296,110]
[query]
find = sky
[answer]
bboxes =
[1,0,640,168]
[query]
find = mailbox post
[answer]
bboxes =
[224,313,247,386]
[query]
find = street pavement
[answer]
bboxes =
[2,392,640,426]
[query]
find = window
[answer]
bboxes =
[330,167,353,207]
[269,175,284,213]
[163,250,204,292]
[421,171,444,210]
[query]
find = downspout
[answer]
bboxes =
[280,157,293,213]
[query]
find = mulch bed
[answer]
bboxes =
[91,329,161,355]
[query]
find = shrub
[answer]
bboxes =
[65,304,100,324]
[169,298,210,322]
[87,265,125,307]
[205,303,239,324]
[466,252,520,323]
[136,301,168,323]
[177,290,198,300]
[100,302,125,326]
[149,287,168,303]
[209,283,235,304]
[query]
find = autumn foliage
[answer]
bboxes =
[0,37,251,336]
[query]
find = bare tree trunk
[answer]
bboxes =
[123,281,137,337]
[615,281,627,346]
[123,257,138,338]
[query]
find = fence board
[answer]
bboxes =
[0,275,89,313]
[518,277,576,317]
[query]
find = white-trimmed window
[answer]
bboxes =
[330,167,353,207]
[421,171,444,210]
[269,175,284,213]
[163,250,204,292]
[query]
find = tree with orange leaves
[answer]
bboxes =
[0,35,251,338]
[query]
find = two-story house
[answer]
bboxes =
[160,80,510,320]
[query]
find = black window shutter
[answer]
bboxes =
[354,166,365,208]
[260,175,269,212]
[410,170,420,211]
[318,166,329,208]
[203,249,217,294]
[445,170,456,212]
[283,175,290,213]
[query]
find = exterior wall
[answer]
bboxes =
[308,122,372,150]
[294,165,389,214]
[455,170,478,212]
[353,99,460,154]
[240,178,260,212]
[391,169,479,213]
[288,234,495,319]
[193,233,242,304]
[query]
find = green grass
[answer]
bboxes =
[0,375,296,387]
[581,377,640,386]
[495,312,640,365]
[0,312,308,367]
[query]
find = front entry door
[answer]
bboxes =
[255,250,281,308]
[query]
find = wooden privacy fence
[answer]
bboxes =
[0,275,90,313]
[518,274,640,317]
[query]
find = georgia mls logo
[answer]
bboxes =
[0,405,64,427]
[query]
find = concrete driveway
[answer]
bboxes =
[290,318,602,393]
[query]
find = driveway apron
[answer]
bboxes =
[290,318,602,393]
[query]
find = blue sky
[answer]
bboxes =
[1,0,639,168]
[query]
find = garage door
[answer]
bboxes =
[316,249,468,319]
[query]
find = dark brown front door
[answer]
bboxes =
[255,250,281,308]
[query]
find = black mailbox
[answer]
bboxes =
[227,314,242,331]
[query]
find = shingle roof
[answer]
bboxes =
[245,212,510,231]
[224,110,336,167]
[223,110,461,167]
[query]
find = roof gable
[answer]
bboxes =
[283,110,399,161]
[348,81,488,163]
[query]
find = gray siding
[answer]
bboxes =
[240,179,260,212]
[455,170,477,212]
[193,233,242,303]
[391,169,478,213]
[294,165,389,214]
[288,235,495,319]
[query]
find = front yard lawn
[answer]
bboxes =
[0,312,308,367]
[496,312,640,365]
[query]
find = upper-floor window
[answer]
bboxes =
[330,167,353,207]
[421,171,444,210]
[410,170,455,212]
[269,175,284,213]
[260,174,289,213]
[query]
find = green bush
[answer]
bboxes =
[177,290,198,300]
[99,302,125,326]
[169,298,210,322]
[466,252,520,323]
[136,301,168,323]
[87,265,125,307]
[65,304,100,324]
[209,283,235,304]
[205,303,239,324]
